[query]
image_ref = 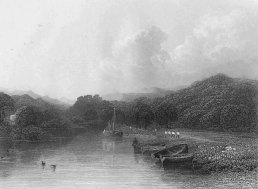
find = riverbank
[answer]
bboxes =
[121,126,258,174]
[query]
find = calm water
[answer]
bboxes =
[0,131,256,189]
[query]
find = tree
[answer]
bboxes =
[15,106,43,127]
[21,126,44,141]
[132,98,154,128]
[179,105,206,128]
[200,107,222,129]
[0,93,14,109]
[0,93,14,122]
[154,102,177,125]
[220,104,251,131]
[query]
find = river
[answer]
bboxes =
[0,131,256,189]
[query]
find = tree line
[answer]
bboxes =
[0,73,257,141]
[70,74,258,132]
[0,93,71,141]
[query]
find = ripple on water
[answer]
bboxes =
[0,133,257,189]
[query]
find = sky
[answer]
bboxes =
[0,0,258,99]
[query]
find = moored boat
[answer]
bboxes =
[161,153,194,164]
[152,144,188,159]
[103,129,123,137]
[103,108,123,138]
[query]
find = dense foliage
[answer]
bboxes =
[69,74,258,132]
[69,95,115,128]
[0,73,257,141]
[0,92,14,122]
[113,74,258,132]
[0,93,72,141]
[12,94,53,110]
[8,105,71,141]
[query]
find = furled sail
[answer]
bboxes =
[111,108,116,130]
[106,120,112,130]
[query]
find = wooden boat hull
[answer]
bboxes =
[152,144,188,159]
[161,154,194,164]
[103,130,123,137]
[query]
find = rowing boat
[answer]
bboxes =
[161,153,194,164]
[152,144,188,159]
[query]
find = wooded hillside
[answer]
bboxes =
[111,74,258,132]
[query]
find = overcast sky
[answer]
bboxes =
[0,0,258,99]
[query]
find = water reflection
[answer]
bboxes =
[134,152,141,164]
[102,138,115,153]
[0,133,256,189]
[0,138,71,178]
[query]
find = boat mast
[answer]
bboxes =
[112,107,116,130]
[108,120,111,130]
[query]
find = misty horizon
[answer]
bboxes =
[1,0,258,99]
[0,72,255,103]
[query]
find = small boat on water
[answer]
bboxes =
[161,153,194,164]
[103,108,123,138]
[152,144,188,159]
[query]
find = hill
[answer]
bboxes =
[0,92,73,140]
[11,94,52,110]
[112,74,258,132]
[157,74,258,132]
[41,96,71,109]
[103,87,174,102]
[0,89,41,99]
[0,89,71,110]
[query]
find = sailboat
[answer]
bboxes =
[103,108,123,137]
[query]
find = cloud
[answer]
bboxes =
[173,10,258,81]
[93,26,174,94]
[1,0,258,99]
[95,9,258,95]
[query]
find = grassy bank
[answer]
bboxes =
[121,126,258,174]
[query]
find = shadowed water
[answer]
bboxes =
[0,131,256,189]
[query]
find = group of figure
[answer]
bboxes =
[164,130,180,138]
